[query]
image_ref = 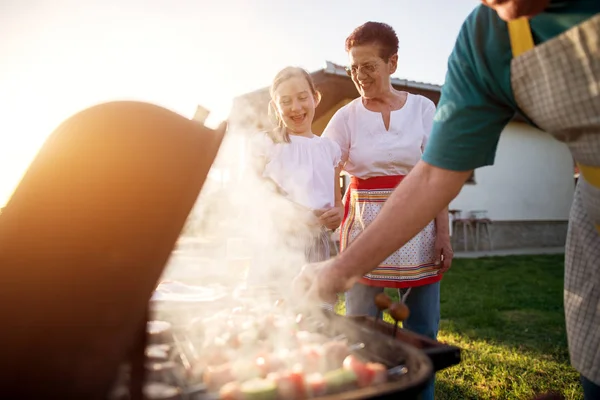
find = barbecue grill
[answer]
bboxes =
[0,102,461,400]
[143,285,460,400]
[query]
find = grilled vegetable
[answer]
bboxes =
[343,355,388,387]
[323,368,357,393]
[198,298,395,399]
[240,378,278,400]
[342,355,372,387]
[305,373,327,397]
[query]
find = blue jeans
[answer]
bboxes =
[582,375,600,400]
[345,281,441,400]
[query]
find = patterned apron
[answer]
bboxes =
[508,15,600,384]
[340,175,439,289]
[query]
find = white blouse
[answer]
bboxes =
[253,133,342,210]
[322,94,436,179]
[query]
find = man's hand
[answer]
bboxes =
[292,258,356,305]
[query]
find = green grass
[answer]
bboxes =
[335,255,584,400]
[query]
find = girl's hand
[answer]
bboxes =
[319,206,343,230]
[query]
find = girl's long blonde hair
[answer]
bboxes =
[267,67,321,144]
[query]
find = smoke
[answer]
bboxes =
[161,95,324,298]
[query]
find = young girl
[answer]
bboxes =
[248,67,343,295]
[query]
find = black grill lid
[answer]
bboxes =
[0,101,225,399]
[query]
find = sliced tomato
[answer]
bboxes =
[365,363,387,385]
[219,381,241,400]
[288,369,306,397]
[305,373,327,397]
[342,355,373,388]
[268,369,306,400]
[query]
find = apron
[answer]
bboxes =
[509,15,600,384]
[340,175,440,289]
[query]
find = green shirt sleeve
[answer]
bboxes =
[422,6,517,172]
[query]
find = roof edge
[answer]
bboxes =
[322,61,442,92]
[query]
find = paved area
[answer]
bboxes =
[454,246,565,259]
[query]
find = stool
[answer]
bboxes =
[471,210,493,251]
[448,209,460,238]
[451,210,474,251]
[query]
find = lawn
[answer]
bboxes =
[335,254,584,400]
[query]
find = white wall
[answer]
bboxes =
[450,122,575,221]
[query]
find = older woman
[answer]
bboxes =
[322,21,452,400]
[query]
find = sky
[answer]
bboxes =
[0,0,480,206]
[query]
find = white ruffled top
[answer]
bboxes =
[253,133,342,211]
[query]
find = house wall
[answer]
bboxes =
[312,98,352,135]
[449,122,575,250]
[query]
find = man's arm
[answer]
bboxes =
[333,161,471,285]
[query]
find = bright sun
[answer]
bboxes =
[0,91,231,208]
[0,1,265,209]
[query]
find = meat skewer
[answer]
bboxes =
[194,296,410,399]
[374,293,392,321]
[373,293,410,337]
[388,302,410,337]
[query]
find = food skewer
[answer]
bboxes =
[373,293,410,337]
[374,293,392,321]
[388,301,410,337]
